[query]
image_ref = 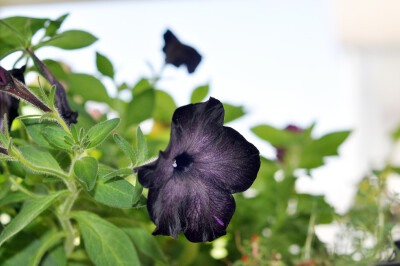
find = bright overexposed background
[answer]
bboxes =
[2,0,400,245]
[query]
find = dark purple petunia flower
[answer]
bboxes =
[136,97,260,242]
[0,66,51,114]
[27,48,78,125]
[163,29,202,74]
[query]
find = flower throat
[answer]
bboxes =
[173,152,193,171]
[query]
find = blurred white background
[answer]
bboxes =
[1,1,400,243]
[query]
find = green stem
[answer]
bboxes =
[376,170,387,253]
[9,176,39,199]
[150,63,166,87]
[57,176,80,255]
[302,212,316,261]
[57,215,75,255]
[55,190,79,255]
[54,112,70,134]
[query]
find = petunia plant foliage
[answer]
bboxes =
[0,14,397,266]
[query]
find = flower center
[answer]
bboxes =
[173,152,193,171]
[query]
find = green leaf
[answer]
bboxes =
[86,118,120,148]
[7,161,26,177]
[18,145,62,173]
[296,194,335,224]
[68,99,97,131]
[67,73,112,104]
[132,181,143,206]
[41,243,66,266]
[0,192,29,207]
[29,231,68,266]
[44,13,69,37]
[299,131,351,169]
[102,168,132,180]
[0,179,12,200]
[178,241,199,266]
[48,85,56,108]
[126,89,155,126]
[0,16,49,59]
[74,156,98,191]
[223,103,245,123]
[136,127,147,164]
[153,90,177,123]
[0,233,43,266]
[42,126,72,150]
[71,211,140,266]
[90,165,135,208]
[307,131,351,157]
[22,118,55,149]
[0,190,68,246]
[70,124,79,143]
[40,59,67,80]
[123,227,167,264]
[251,124,301,147]
[132,78,151,96]
[96,52,114,78]
[38,30,97,50]
[190,85,209,103]
[113,134,136,165]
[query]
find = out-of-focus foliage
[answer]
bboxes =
[0,14,398,266]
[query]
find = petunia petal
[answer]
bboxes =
[193,126,260,194]
[168,97,224,154]
[136,151,173,188]
[147,173,235,242]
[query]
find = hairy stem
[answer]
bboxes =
[54,111,70,134]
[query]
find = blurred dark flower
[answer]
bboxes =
[27,48,78,125]
[276,124,303,162]
[395,240,400,250]
[0,66,51,114]
[136,97,260,242]
[163,29,202,74]
[285,124,303,133]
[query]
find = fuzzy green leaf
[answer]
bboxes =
[123,227,167,264]
[90,165,135,208]
[42,126,72,150]
[136,127,147,164]
[71,211,140,266]
[0,190,68,246]
[113,134,136,165]
[87,118,120,148]
[18,145,62,173]
[74,156,98,191]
